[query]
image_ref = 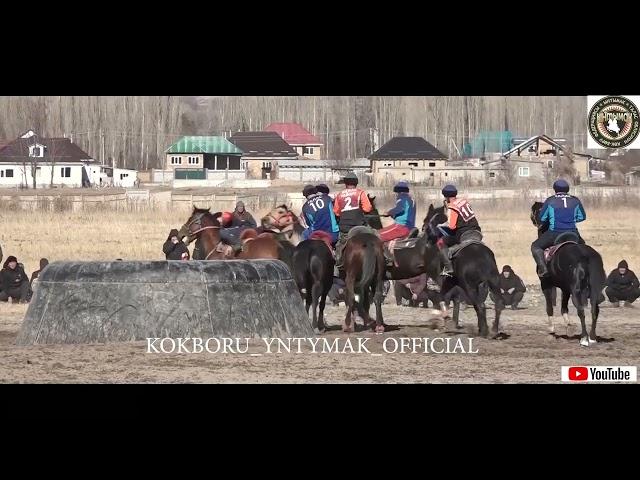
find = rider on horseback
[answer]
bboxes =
[531,179,586,278]
[378,181,416,242]
[333,172,373,275]
[301,184,339,243]
[437,184,481,277]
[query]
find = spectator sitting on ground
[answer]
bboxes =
[231,201,257,228]
[605,260,640,307]
[0,256,31,304]
[163,229,190,260]
[489,265,526,310]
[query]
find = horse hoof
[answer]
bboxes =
[375,325,385,334]
[589,337,597,344]
[580,337,590,347]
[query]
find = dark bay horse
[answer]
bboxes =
[179,207,283,262]
[530,202,606,346]
[423,204,504,338]
[292,232,335,334]
[178,208,231,260]
[341,228,385,333]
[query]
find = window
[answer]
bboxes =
[120,173,129,180]
[518,166,530,177]
[262,162,272,169]
[408,162,418,167]
[489,172,496,178]
[29,145,43,157]
[547,160,554,169]
[61,167,71,178]
[188,156,199,165]
[171,156,182,165]
[6,169,13,177]
[429,162,436,167]
[228,157,241,170]
[383,162,392,167]
[0,171,3,177]
[429,173,434,177]
[303,147,315,155]
[215,156,227,170]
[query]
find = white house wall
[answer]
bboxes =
[0,163,85,187]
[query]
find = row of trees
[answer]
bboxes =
[0,96,592,171]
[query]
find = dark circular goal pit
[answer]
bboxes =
[16,260,313,345]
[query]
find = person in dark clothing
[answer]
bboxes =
[163,229,190,260]
[0,256,31,303]
[605,260,640,307]
[489,265,526,309]
[231,201,257,228]
[30,258,49,286]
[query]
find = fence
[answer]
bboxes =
[0,190,153,212]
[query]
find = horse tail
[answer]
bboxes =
[357,240,378,293]
[585,248,606,305]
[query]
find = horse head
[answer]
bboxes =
[263,204,296,231]
[179,206,220,244]
[530,201,544,229]
[422,203,447,241]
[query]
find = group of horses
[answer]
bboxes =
[177,197,606,347]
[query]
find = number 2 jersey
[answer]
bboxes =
[539,193,586,232]
[446,198,480,236]
[302,193,339,236]
[333,188,373,232]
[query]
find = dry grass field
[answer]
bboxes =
[1,197,638,383]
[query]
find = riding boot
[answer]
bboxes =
[532,248,549,278]
[438,245,454,277]
[334,233,347,277]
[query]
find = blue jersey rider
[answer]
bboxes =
[301,184,339,244]
[378,181,416,243]
[531,179,586,277]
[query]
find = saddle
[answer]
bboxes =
[543,231,580,263]
[544,241,577,263]
[384,229,421,267]
[309,231,336,259]
[448,230,484,259]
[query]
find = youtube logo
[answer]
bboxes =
[568,366,588,381]
[561,366,637,382]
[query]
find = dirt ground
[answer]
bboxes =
[1,288,637,384]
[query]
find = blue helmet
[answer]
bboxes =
[442,184,458,198]
[553,179,570,193]
[393,181,410,193]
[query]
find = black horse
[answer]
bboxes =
[292,238,335,334]
[530,202,606,346]
[423,204,505,338]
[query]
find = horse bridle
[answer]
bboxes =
[181,212,220,245]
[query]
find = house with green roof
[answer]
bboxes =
[165,136,244,180]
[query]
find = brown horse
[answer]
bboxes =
[341,228,386,333]
[237,229,280,259]
[178,207,233,260]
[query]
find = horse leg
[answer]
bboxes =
[374,279,385,334]
[318,287,328,334]
[311,280,322,335]
[343,273,356,333]
[571,289,589,347]
[452,298,461,329]
[473,284,489,337]
[589,300,599,344]
[560,289,572,337]
[544,287,555,333]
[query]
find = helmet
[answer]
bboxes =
[316,184,330,195]
[553,179,570,193]
[342,172,359,186]
[393,181,410,193]
[442,184,458,198]
[220,212,233,226]
[302,184,318,198]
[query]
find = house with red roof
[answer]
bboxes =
[264,122,323,160]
